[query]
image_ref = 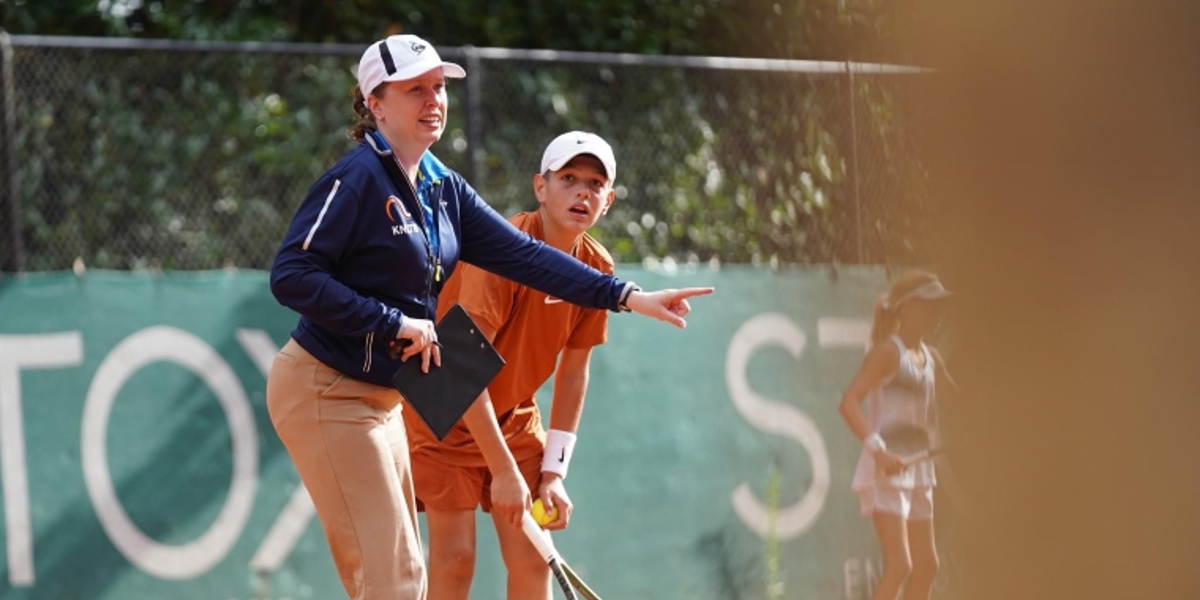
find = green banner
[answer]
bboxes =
[0,267,960,599]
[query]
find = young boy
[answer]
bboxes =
[404,132,619,600]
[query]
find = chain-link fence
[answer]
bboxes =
[0,34,930,272]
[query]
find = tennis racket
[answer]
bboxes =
[880,423,973,513]
[879,424,949,466]
[520,513,603,600]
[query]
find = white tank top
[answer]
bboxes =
[851,334,938,490]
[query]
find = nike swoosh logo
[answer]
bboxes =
[558,448,566,462]
[544,296,564,304]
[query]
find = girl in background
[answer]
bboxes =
[839,271,958,600]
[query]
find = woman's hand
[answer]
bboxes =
[394,317,441,373]
[625,287,715,328]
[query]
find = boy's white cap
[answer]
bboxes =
[540,131,617,180]
[358,35,465,97]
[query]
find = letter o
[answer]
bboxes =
[82,326,258,579]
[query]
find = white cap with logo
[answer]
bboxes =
[357,35,466,97]
[540,131,617,181]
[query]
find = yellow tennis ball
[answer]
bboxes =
[531,499,558,526]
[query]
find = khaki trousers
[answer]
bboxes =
[266,338,426,600]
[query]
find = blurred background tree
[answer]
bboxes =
[2,0,913,62]
[0,0,927,270]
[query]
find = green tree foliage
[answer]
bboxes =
[10,47,358,270]
[1,1,928,270]
[3,0,908,61]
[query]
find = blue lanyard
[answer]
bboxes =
[414,169,440,263]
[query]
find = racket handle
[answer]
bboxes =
[902,450,928,467]
[521,513,558,563]
[901,447,946,467]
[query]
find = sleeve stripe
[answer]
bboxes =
[302,179,342,251]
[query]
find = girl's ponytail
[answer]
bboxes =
[870,293,900,346]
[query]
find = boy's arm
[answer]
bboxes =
[538,301,606,530]
[536,347,592,530]
[547,348,592,435]
[447,266,529,527]
[458,316,531,528]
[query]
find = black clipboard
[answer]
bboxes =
[390,304,505,440]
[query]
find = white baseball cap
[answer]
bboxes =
[357,35,466,97]
[540,131,617,181]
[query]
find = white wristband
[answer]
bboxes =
[541,429,578,478]
[864,433,887,455]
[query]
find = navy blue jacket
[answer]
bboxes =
[270,133,632,387]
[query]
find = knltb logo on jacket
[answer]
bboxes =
[385,195,421,235]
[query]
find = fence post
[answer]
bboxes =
[845,63,866,265]
[463,45,484,187]
[1,30,26,273]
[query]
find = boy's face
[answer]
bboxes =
[533,154,615,236]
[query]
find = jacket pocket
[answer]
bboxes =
[313,359,347,398]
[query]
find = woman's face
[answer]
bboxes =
[372,70,448,150]
[900,297,946,335]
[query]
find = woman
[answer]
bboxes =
[265,35,711,600]
[838,271,958,600]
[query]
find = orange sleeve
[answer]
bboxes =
[450,263,518,334]
[566,308,608,349]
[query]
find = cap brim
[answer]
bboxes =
[385,61,467,82]
[543,153,578,173]
[544,150,616,181]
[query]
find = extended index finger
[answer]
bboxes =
[672,287,715,300]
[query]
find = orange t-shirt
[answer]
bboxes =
[404,211,612,466]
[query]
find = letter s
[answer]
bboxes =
[727,313,831,540]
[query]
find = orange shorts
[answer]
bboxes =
[411,450,543,512]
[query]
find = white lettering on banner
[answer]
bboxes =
[249,483,316,573]
[865,558,881,597]
[843,557,882,600]
[81,326,258,580]
[844,558,861,600]
[234,328,280,377]
[817,317,872,350]
[0,315,876,583]
[726,313,831,540]
[234,329,318,573]
[0,332,84,587]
